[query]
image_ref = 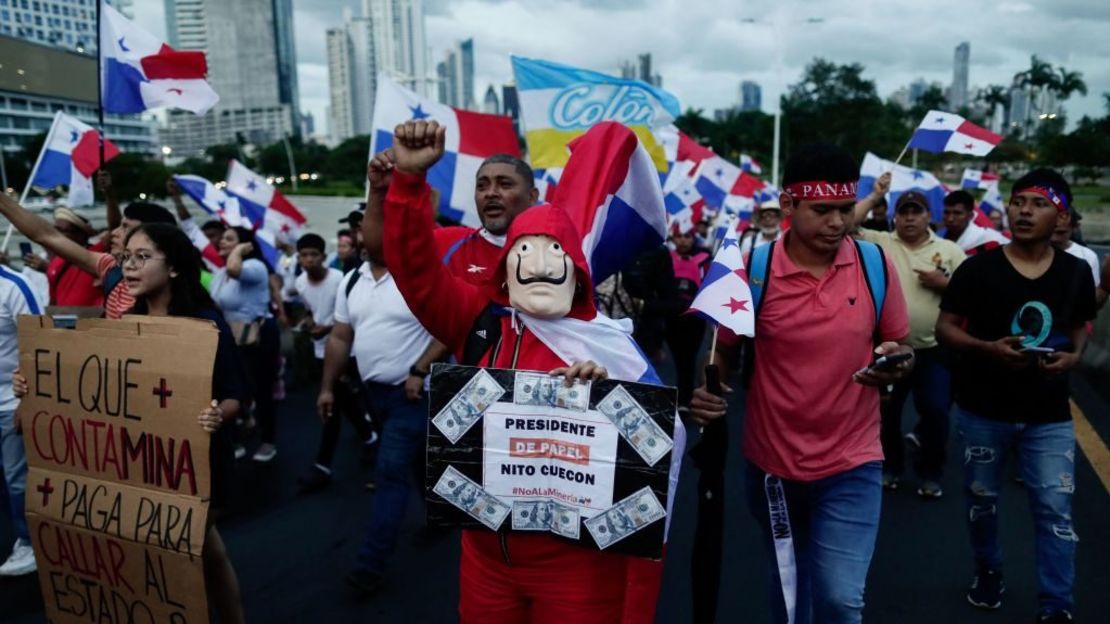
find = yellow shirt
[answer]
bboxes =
[857,229,966,349]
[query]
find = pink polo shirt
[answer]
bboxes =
[738,236,909,482]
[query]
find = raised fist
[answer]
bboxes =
[391,121,446,175]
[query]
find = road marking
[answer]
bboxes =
[1071,400,1110,494]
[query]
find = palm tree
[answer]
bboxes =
[1054,67,1087,102]
[977,85,1010,129]
[1014,55,1057,137]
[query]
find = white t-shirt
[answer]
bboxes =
[334,261,434,386]
[0,266,45,411]
[738,228,782,259]
[295,268,344,359]
[1064,242,1100,288]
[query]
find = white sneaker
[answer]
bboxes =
[0,540,37,576]
[252,443,277,463]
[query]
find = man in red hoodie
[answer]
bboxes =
[380,120,672,623]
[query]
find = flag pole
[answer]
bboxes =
[95,0,105,167]
[892,139,912,166]
[2,112,62,251]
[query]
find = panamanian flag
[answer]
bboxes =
[961,168,1000,190]
[907,111,1002,156]
[175,173,281,266]
[30,112,119,207]
[370,73,520,227]
[100,1,218,115]
[551,122,667,286]
[225,160,307,242]
[688,216,755,337]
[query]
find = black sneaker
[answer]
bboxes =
[346,569,384,597]
[1037,610,1074,623]
[967,569,1005,609]
[296,467,332,494]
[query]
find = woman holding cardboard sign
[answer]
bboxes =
[210,226,283,463]
[15,223,250,624]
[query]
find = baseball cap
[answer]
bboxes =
[339,203,366,225]
[895,191,929,212]
[757,197,782,213]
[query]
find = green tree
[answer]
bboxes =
[324,135,372,187]
[103,153,171,201]
[780,58,906,162]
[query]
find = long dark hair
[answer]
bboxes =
[125,223,218,318]
[229,226,274,274]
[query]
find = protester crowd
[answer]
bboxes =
[0,119,1108,624]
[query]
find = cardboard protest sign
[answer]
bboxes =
[426,365,677,558]
[17,315,219,624]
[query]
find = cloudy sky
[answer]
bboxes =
[132,0,1109,137]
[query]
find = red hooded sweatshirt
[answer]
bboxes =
[384,170,659,623]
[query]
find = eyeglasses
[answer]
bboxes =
[119,252,166,268]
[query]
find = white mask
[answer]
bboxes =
[506,234,577,319]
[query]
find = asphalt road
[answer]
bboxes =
[2,361,1109,623]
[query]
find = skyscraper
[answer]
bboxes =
[435,39,475,109]
[950,42,970,111]
[740,81,762,112]
[161,0,299,156]
[273,0,300,129]
[327,12,377,142]
[482,85,500,115]
[502,82,520,136]
[2,0,133,53]
[459,38,475,110]
[364,0,429,96]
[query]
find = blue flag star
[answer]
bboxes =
[715,168,724,178]
[246,180,258,191]
[69,130,79,143]
[722,237,739,249]
[912,170,925,180]
[935,116,945,124]
[118,37,130,52]
[409,104,430,120]
[217,199,226,209]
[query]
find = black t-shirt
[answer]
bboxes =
[940,247,1096,424]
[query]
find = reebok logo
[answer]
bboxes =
[476,329,487,339]
[468,264,487,274]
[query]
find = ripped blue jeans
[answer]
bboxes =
[956,408,1076,614]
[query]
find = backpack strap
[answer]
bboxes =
[343,268,360,299]
[852,239,888,327]
[441,233,474,267]
[461,304,507,366]
[748,240,775,314]
[740,241,775,389]
[102,265,125,298]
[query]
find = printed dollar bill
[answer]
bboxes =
[511,499,581,540]
[596,385,674,466]
[433,465,511,531]
[584,487,666,550]
[432,369,506,444]
[512,372,591,412]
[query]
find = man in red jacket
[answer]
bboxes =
[433,153,539,283]
[379,120,672,624]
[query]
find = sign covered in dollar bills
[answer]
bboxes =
[426,365,677,558]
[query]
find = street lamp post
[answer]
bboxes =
[741,15,823,187]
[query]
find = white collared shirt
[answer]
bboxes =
[334,261,434,385]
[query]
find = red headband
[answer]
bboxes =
[1013,185,1068,213]
[784,180,859,202]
